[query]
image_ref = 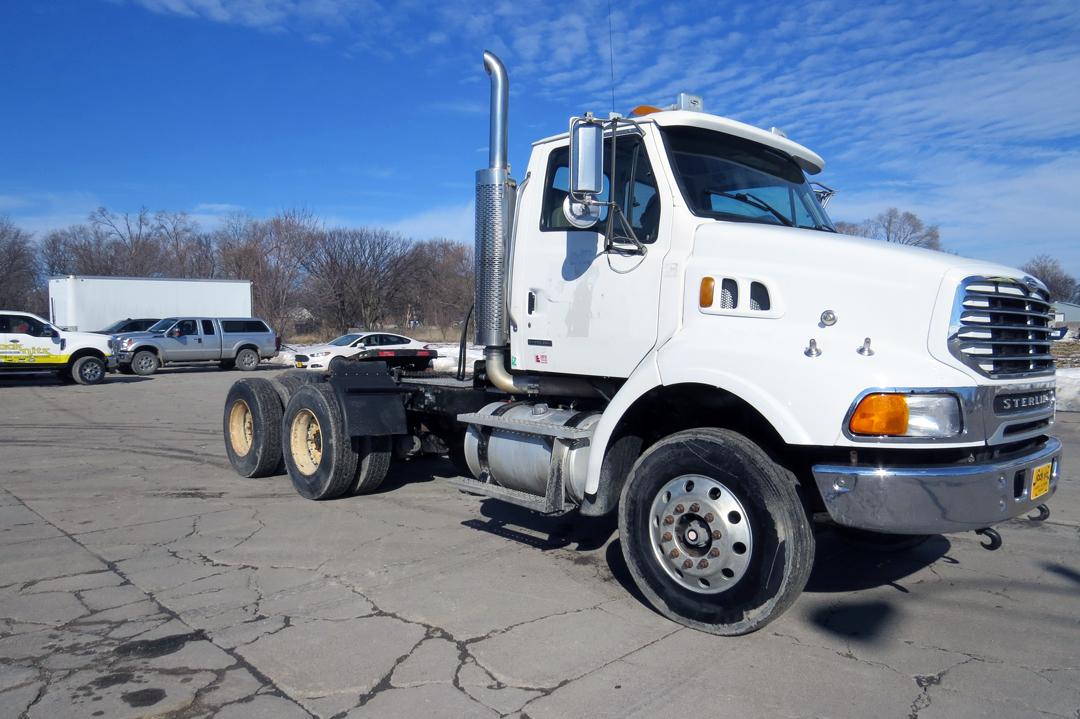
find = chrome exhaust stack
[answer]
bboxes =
[474,50,510,350]
[474,51,597,398]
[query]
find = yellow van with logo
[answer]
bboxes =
[0,311,115,385]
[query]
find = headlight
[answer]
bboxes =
[121,338,135,349]
[849,393,962,438]
[309,351,330,357]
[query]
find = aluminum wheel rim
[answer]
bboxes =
[135,354,155,371]
[289,409,322,476]
[648,474,754,594]
[239,352,257,369]
[228,399,254,456]
[79,360,103,383]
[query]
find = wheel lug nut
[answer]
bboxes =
[709,548,720,558]
[712,530,722,540]
[674,504,685,514]
[663,515,674,525]
[689,503,700,513]
[662,531,673,542]
[698,559,709,569]
[669,548,680,559]
[704,513,714,523]
[682,559,693,569]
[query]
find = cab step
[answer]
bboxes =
[446,475,573,514]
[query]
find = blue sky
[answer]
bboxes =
[1,0,1078,272]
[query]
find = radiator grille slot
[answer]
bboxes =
[949,277,1054,379]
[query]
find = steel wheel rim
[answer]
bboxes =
[648,474,754,594]
[228,399,254,456]
[239,352,257,368]
[136,354,154,371]
[289,408,322,476]
[80,360,103,383]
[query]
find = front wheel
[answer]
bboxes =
[71,356,106,385]
[619,428,815,636]
[131,350,159,376]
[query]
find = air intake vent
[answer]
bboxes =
[949,277,1055,379]
[750,282,770,311]
[720,279,738,309]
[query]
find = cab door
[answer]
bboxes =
[159,319,203,361]
[509,130,669,377]
[0,314,65,369]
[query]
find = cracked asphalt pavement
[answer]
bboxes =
[1,368,1078,718]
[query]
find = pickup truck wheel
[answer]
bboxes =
[223,378,284,478]
[131,350,159,376]
[282,383,357,500]
[71,356,106,385]
[619,428,814,636]
[236,348,260,371]
[350,436,392,495]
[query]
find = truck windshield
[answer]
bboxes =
[149,318,177,332]
[329,334,362,346]
[662,126,834,232]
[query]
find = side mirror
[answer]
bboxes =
[564,118,605,229]
[49,329,60,339]
[569,119,603,195]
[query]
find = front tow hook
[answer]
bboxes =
[1027,504,1050,522]
[975,527,1003,551]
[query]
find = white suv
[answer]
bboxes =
[0,311,114,385]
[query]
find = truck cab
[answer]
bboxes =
[220,51,1060,637]
[0,310,113,384]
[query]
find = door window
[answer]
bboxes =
[540,135,661,243]
[381,335,408,346]
[201,320,216,335]
[1,315,49,336]
[175,320,198,336]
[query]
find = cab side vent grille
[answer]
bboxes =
[720,279,738,309]
[750,282,771,311]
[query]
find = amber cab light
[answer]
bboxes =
[849,394,909,436]
[699,277,716,308]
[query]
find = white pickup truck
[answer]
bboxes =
[219,52,1061,636]
[0,310,114,384]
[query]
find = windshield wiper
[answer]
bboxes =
[711,190,793,227]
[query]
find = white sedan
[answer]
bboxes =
[292,332,432,370]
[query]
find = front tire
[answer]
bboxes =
[223,378,284,478]
[282,383,357,500]
[131,350,159,376]
[71,356,106,385]
[619,428,814,636]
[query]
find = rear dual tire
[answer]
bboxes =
[222,374,391,497]
[281,383,391,500]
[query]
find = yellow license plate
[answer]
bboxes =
[1031,463,1052,500]
[295,362,304,368]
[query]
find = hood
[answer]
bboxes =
[60,329,114,351]
[690,221,1033,382]
[112,331,159,342]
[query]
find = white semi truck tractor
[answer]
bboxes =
[222,52,1061,635]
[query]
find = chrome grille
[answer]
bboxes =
[949,277,1055,379]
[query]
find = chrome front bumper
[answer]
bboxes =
[812,437,1061,534]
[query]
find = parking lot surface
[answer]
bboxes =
[1,368,1078,719]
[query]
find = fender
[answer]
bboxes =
[583,338,812,497]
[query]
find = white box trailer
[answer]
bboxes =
[48,276,253,332]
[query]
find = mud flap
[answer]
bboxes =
[327,361,407,437]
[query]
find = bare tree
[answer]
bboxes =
[0,216,40,310]
[156,211,218,278]
[867,208,941,249]
[302,227,410,333]
[1020,255,1078,302]
[833,209,941,250]
[396,239,474,339]
[89,207,164,275]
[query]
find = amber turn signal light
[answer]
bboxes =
[849,394,909,436]
[699,277,715,308]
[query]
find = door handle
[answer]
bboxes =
[197,338,202,343]
[8,339,19,343]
